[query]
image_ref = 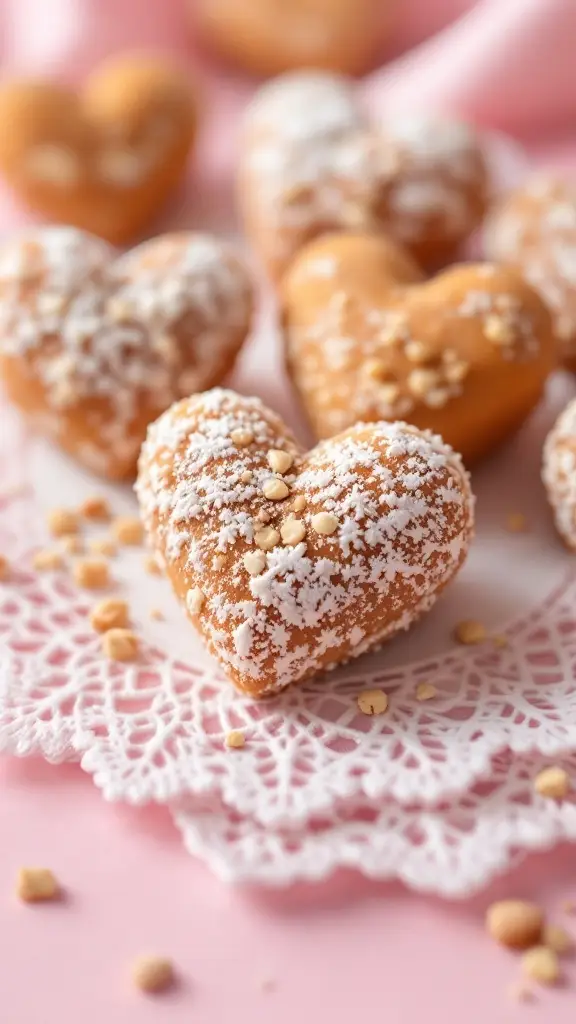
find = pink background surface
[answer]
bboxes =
[2,1,576,1021]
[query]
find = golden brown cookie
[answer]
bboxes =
[281,232,556,465]
[484,177,576,370]
[136,388,474,697]
[194,0,386,78]
[0,227,254,479]
[239,71,489,279]
[0,54,197,244]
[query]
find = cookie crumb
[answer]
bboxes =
[268,449,294,474]
[534,766,571,800]
[112,516,143,546]
[486,900,544,949]
[262,478,290,501]
[225,730,246,749]
[90,598,129,633]
[73,557,110,589]
[17,867,59,902]
[0,554,10,580]
[543,923,573,955]
[89,537,117,558]
[454,619,487,645]
[506,512,528,533]
[522,946,561,986]
[33,549,64,572]
[102,628,139,662]
[132,956,175,994]
[61,535,84,555]
[311,512,338,536]
[47,508,79,537]
[357,689,389,716]
[416,682,437,702]
[144,554,162,575]
[79,496,110,521]
[150,608,164,622]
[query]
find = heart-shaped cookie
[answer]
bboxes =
[0,55,197,244]
[136,388,474,697]
[281,232,556,465]
[0,227,254,479]
[484,177,576,371]
[239,71,489,280]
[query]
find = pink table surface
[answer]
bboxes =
[1,754,575,1024]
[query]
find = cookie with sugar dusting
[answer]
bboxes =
[543,397,576,550]
[136,387,475,697]
[484,177,576,370]
[282,231,556,465]
[239,70,489,280]
[0,227,254,480]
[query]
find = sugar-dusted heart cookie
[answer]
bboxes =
[484,177,576,371]
[281,232,556,465]
[239,71,489,280]
[0,55,197,244]
[543,397,576,550]
[137,388,474,697]
[0,228,254,479]
[194,0,387,78]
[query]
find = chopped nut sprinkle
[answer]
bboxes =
[150,608,164,622]
[293,495,307,512]
[61,535,84,555]
[454,619,487,645]
[131,956,175,994]
[267,449,294,474]
[102,628,139,662]
[111,516,144,546]
[79,495,110,521]
[33,549,63,572]
[416,682,437,702]
[73,557,110,589]
[534,766,571,800]
[186,587,205,615]
[484,315,515,346]
[90,598,129,634]
[244,551,267,576]
[47,507,79,537]
[240,469,253,483]
[405,340,432,364]
[311,512,338,536]
[364,358,388,380]
[280,517,306,546]
[486,900,544,950]
[17,867,59,902]
[408,368,440,399]
[225,730,246,749]
[522,946,561,986]
[254,527,280,551]
[89,537,117,558]
[357,689,389,716]
[262,478,290,501]
[231,428,253,448]
[144,554,162,575]
[543,923,573,955]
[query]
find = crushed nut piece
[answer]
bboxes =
[102,628,139,662]
[112,516,143,546]
[17,867,59,902]
[293,495,307,512]
[364,358,388,380]
[407,368,441,399]
[241,469,253,483]
[506,512,528,533]
[311,512,338,536]
[231,428,253,448]
[444,360,469,383]
[150,608,164,622]
[254,527,280,551]
[89,537,117,557]
[73,557,110,589]
[543,923,573,955]
[534,766,571,800]
[212,555,226,570]
[405,340,432,364]
[425,387,451,409]
[79,496,110,521]
[144,554,162,575]
[256,509,271,524]
[244,551,267,576]
[33,549,63,572]
[416,682,437,702]
[262,478,290,501]
[0,554,10,580]
[454,619,486,645]
[484,315,515,346]
[186,587,205,615]
[522,946,561,986]
[357,689,389,716]
[132,956,175,994]
[225,730,245,749]
[280,517,306,546]
[268,449,294,474]
[486,900,544,950]
[379,383,401,406]
[61,535,84,555]
[48,507,79,537]
[90,598,129,633]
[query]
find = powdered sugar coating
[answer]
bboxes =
[0,227,254,476]
[543,397,576,549]
[137,388,474,697]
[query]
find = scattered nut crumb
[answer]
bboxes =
[416,682,437,702]
[144,554,162,575]
[256,509,271,524]
[311,512,338,536]
[0,554,10,580]
[506,512,528,533]
[262,478,290,501]
[230,428,253,448]
[150,608,164,622]
[212,555,225,571]
[484,314,515,346]
[522,946,561,986]
[61,535,84,555]
[102,628,139,662]
[186,587,205,616]
[254,527,280,551]
[493,634,508,648]
[543,923,573,955]
[112,516,143,546]
[225,730,245,749]
[244,551,267,576]
[90,598,129,633]
[454,619,487,645]
[280,517,306,546]
[79,496,110,521]
[486,900,544,950]
[33,549,64,572]
[89,537,117,558]
[73,557,110,589]
[47,508,79,537]
[357,689,389,716]
[268,449,294,474]
[293,496,307,512]
[534,766,571,800]
[131,956,175,994]
[17,867,59,902]
[240,469,253,483]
